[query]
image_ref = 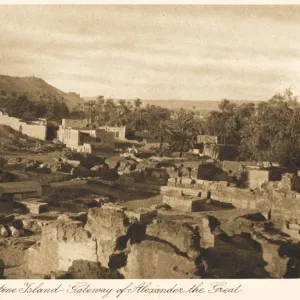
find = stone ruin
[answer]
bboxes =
[1,152,300,279]
[24,204,202,279]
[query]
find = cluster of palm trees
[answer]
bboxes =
[71,96,206,156]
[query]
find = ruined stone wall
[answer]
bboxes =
[116,165,300,223]
[271,192,300,222]
[247,169,270,189]
[26,219,97,274]
[25,205,200,279]
[0,111,47,140]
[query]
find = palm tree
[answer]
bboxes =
[134,98,142,109]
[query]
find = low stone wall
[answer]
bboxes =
[0,111,47,140]
[116,166,300,222]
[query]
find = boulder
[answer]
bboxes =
[84,205,129,267]
[147,220,200,254]
[21,218,41,233]
[220,217,254,237]
[121,240,198,279]
[68,260,122,279]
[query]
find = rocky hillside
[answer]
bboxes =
[0,75,84,110]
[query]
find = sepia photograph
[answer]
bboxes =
[0,4,299,281]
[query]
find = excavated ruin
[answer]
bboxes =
[1,152,300,279]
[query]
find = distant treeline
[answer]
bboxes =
[0,93,70,121]
[1,89,300,167]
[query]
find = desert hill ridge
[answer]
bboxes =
[0,74,84,110]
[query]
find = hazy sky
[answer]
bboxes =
[0,5,299,100]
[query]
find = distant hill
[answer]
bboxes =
[84,97,260,112]
[0,75,84,110]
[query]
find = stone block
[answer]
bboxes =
[0,181,42,196]
[18,199,48,214]
[217,181,228,191]
[9,171,29,181]
[0,225,8,237]
[167,177,177,186]
[247,169,270,189]
[199,217,215,249]
[161,187,182,197]
[22,218,41,233]
[147,220,199,254]
[190,169,198,179]
[121,240,197,279]
[9,226,24,237]
[125,208,157,224]
[84,205,129,267]
[180,178,193,186]
[26,219,97,274]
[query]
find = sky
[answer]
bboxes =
[0,5,299,100]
